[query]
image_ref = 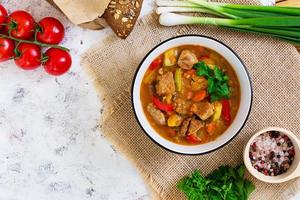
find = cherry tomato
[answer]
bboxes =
[0,38,15,62]
[6,10,35,39]
[14,43,41,70]
[43,48,71,76]
[37,17,65,45]
[0,4,8,30]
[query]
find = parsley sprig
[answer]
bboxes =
[177,165,255,200]
[193,62,230,102]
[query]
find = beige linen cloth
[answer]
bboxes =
[82,0,300,199]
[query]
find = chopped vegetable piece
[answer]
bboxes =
[143,69,157,84]
[167,114,183,127]
[198,54,210,60]
[185,69,196,76]
[206,122,216,135]
[192,90,207,102]
[221,99,231,126]
[187,91,193,100]
[177,165,255,200]
[194,61,230,102]
[175,68,183,92]
[186,133,201,144]
[168,128,177,137]
[165,94,172,104]
[202,58,215,66]
[152,96,174,112]
[191,75,208,91]
[149,58,162,70]
[164,48,177,66]
[212,101,222,122]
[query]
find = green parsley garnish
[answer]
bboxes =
[193,62,230,102]
[177,165,255,200]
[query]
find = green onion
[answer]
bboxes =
[189,0,300,16]
[188,0,237,18]
[227,26,300,45]
[156,6,221,16]
[159,13,230,26]
[156,0,300,44]
[219,7,289,18]
[159,13,300,28]
[236,26,300,38]
[221,4,300,16]
[156,0,200,7]
[228,17,300,27]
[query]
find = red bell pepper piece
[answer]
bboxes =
[152,96,173,112]
[221,99,231,126]
[168,128,177,137]
[149,58,162,70]
[186,134,202,144]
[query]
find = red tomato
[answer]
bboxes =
[43,48,72,76]
[14,43,41,70]
[6,10,35,39]
[0,4,8,29]
[37,17,65,44]
[0,38,15,62]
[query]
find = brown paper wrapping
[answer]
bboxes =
[46,0,110,30]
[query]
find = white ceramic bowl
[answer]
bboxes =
[244,127,300,183]
[132,35,252,155]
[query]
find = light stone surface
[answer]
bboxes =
[1,0,299,200]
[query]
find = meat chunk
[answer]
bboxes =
[191,101,214,120]
[177,50,198,70]
[179,118,204,136]
[179,118,191,136]
[147,103,166,125]
[174,97,191,115]
[187,118,204,135]
[155,72,175,96]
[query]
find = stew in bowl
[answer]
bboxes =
[132,35,252,154]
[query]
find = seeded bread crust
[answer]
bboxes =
[103,0,143,39]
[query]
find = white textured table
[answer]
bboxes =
[0,0,299,200]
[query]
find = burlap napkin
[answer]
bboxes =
[82,0,300,199]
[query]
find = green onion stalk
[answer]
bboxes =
[156,0,300,45]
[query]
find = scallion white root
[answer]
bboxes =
[159,13,231,26]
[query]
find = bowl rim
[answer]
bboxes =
[131,34,253,155]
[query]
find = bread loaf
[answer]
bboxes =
[104,0,143,39]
